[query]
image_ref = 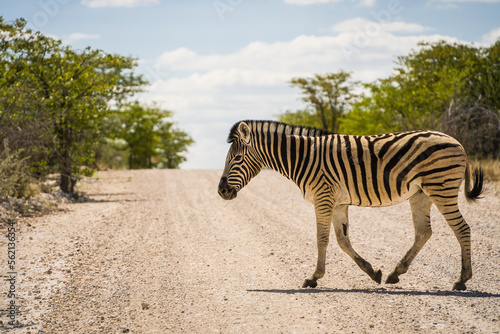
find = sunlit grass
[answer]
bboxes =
[471,159,500,183]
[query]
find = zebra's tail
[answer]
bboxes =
[465,162,484,203]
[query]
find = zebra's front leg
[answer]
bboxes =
[303,203,333,288]
[332,205,382,284]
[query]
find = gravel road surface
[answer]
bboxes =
[1,169,499,333]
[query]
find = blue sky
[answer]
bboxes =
[2,0,500,169]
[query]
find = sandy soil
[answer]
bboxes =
[1,169,499,334]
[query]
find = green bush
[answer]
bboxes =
[0,140,33,198]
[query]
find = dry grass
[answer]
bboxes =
[471,159,500,183]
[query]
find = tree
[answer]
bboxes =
[442,99,500,158]
[277,108,323,129]
[349,40,500,158]
[0,17,146,193]
[279,71,360,132]
[0,18,49,171]
[462,40,500,110]
[103,102,193,169]
[340,84,397,135]
[157,125,195,169]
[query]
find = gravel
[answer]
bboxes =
[1,169,499,333]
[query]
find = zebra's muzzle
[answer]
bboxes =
[218,177,237,200]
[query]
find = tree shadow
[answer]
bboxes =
[247,287,500,298]
[87,192,135,197]
[82,192,145,203]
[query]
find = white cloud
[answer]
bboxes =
[429,0,500,10]
[358,0,376,6]
[155,38,346,74]
[481,27,500,45]
[140,18,464,169]
[64,33,100,43]
[331,18,431,34]
[81,0,159,8]
[283,0,343,4]
[283,0,375,5]
[436,0,500,2]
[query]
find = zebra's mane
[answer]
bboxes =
[227,120,333,143]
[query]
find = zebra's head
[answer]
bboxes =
[218,121,262,200]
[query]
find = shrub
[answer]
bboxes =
[0,140,33,198]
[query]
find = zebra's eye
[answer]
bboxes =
[233,154,243,162]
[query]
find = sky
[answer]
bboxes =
[2,0,500,169]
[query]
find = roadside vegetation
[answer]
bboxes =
[0,17,193,201]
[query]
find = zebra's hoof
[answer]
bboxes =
[385,273,399,284]
[374,269,382,284]
[453,282,467,291]
[370,269,382,284]
[302,279,317,288]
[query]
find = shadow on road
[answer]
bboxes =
[83,192,147,203]
[247,287,500,298]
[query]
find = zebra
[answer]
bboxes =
[218,120,484,290]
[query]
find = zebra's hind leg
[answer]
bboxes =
[433,201,472,291]
[386,191,433,285]
[332,205,382,284]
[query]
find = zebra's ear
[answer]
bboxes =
[238,122,251,145]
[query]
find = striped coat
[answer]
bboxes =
[218,120,483,290]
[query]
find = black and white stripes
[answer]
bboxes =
[218,120,483,290]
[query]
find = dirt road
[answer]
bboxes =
[1,169,500,333]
